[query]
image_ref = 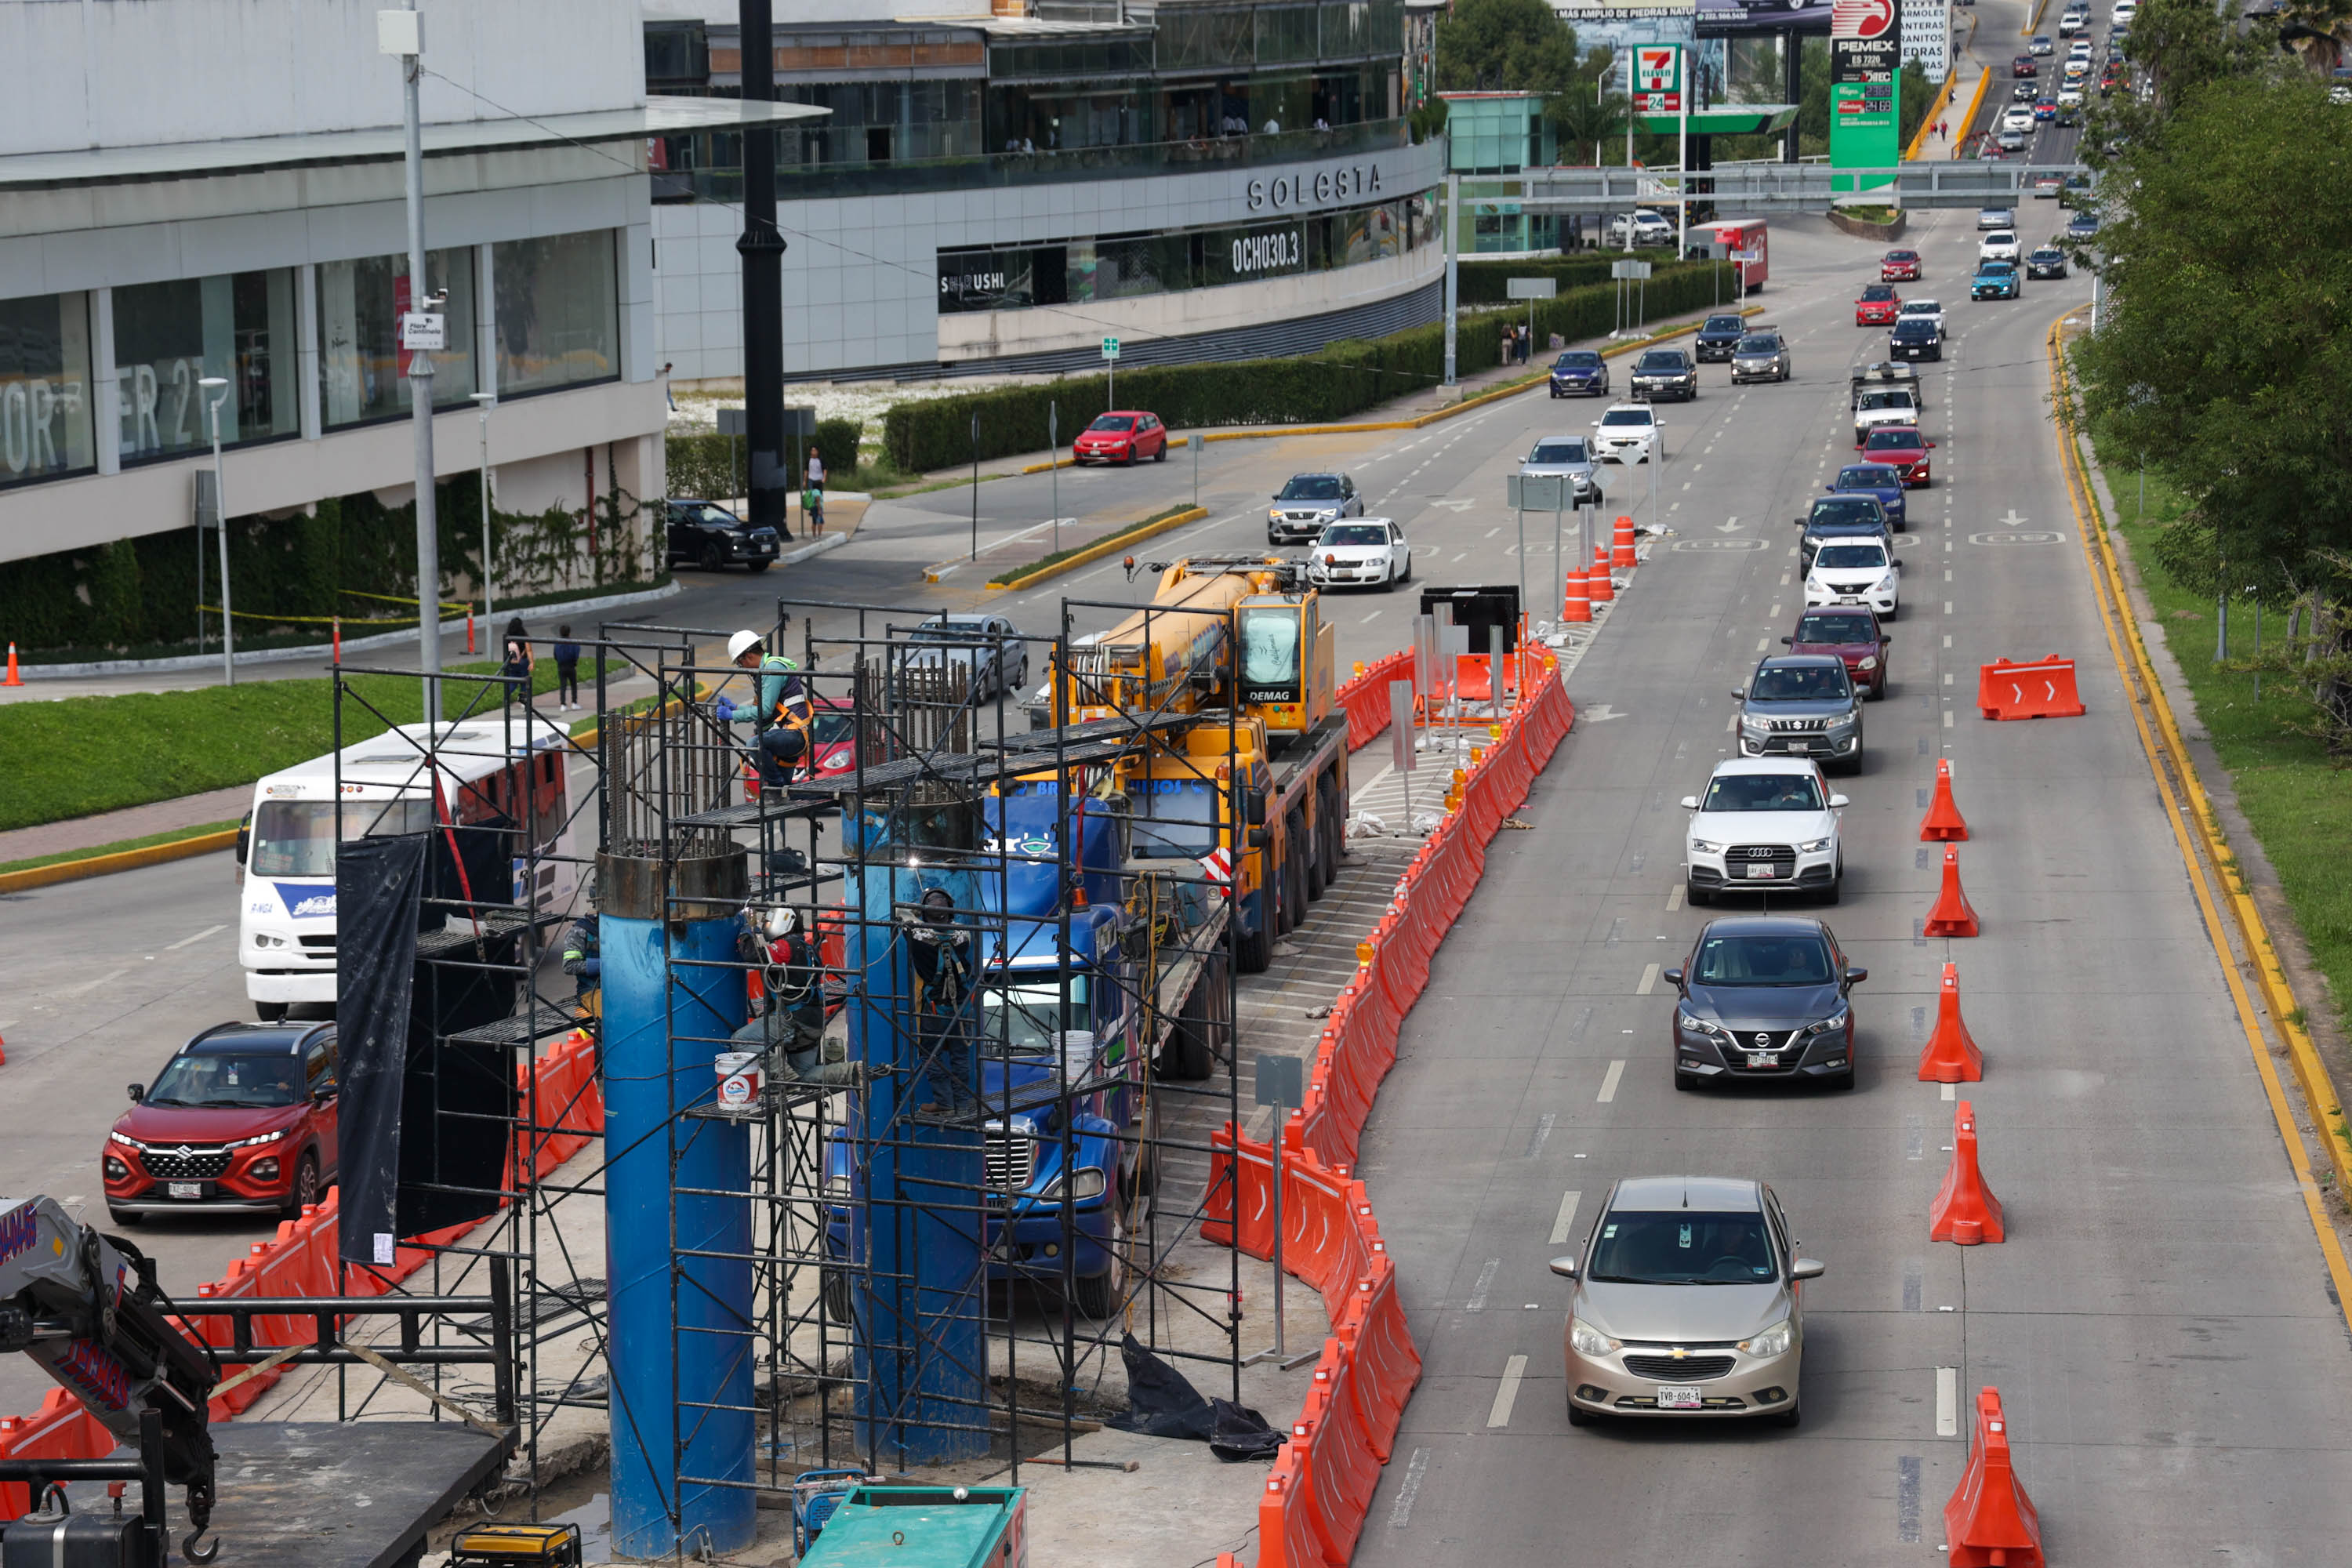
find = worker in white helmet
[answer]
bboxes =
[717,628,813,787]
[731,904,858,1086]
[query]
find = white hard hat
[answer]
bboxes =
[727,629,763,662]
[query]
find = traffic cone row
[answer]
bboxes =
[1929,1100,2005,1244]
[1920,758,1969,841]
[1923,844,1980,938]
[1917,961,1983,1083]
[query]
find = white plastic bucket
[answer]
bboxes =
[716,1051,763,1109]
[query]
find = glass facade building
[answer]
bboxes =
[0,292,95,490]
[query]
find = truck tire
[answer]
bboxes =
[822,1268,854,1325]
[1237,919,1272,974]
[1164,952,1233,1076]
[254,1002,289,1022]
[1070,1211,1128,1318]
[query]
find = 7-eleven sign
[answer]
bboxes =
[1635,45,1682,113]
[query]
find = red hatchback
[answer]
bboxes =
[1784,606,1892,700]
[1855,284,1902,326]
[1073,410,1169,465]
[1861,426,1936,487]
[103,1022,339,1225]
[1882,249,1922,282]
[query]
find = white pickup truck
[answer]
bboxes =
[1853,386,1924,446]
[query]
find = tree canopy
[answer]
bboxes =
[1435,0,1588,96]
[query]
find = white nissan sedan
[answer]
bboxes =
[1307,517,1412,590]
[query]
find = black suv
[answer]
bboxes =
[664,499,781,572]
[1797,495,1894,571]
[1888,318,1943,362]
[1693,314,1749,362]
[1630,348,1699,401]
[1735,655,1865,775]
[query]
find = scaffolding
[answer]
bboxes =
[320,590,1278,1550]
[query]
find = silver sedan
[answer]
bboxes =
[1551,1174,1824,1426]
[1520,435,1602,503]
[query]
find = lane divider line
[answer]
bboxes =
[2050,312,2352,1327]
[1637,963,1661,995]
[1597,1060,1626,1103]
[1549,1189,1584,1246]
[1486,1354,1529,1428]
[1936,1367,1959,1436]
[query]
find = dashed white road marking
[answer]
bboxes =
[1549,1189,1584,1246]
[1597,1060,1626,1103]
[1388,1449,1432,1529]
[1487,1355,1530,1428]
[1936,1367,1960,1436]
[165,925,226,951]
[1638,963,1661,995]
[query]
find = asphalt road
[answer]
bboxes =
[16,209,2340,1568]
[1345,216,2352,1564]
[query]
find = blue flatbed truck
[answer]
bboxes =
[798,1485,1028,1568]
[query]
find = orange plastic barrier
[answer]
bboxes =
[1336,650,1414,751]
[1561,561,1591,623]
[1586,543,1614,604]
[1917,962,1985,1083]
[1976,656,2085,720]
[1944,1387,2045,1567]
[1610,514,1639,569]
[1919,758,1969,841]
[0,1029,608,1515]
[1210,645,1571,1567]
[1929,1101,2006,1245]
[1923,844,1981,938]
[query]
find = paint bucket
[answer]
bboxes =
[715,1051,762,1109]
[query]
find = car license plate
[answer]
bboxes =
[1746,1052,1778,1069]
[169,1181,205,1200]
[1746,864,1777,879]
[1657,1385,1703,1410]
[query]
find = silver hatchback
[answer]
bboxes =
[1552,1175,1824,1425]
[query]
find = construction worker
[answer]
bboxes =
[719,628,814,789]
[903,887,978,1116]
[731,905,859,1087]
[562,882,602,1020]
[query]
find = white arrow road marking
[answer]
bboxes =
[1581,705,1626,722]
[1998,507,2028,527]
[1430,498,1477,512]
[1715,517,1745,532]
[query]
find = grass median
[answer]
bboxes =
[2092,443,2352,1020]
[0,662,564,836]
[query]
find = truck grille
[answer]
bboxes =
[143,1149,232,1180]
[1622,1354,1737,1381]
[985,1131,1034,1191]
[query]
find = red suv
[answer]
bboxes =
[103,1022,339,1225]
[1073,410,1169,465]
[1881,249,1922,282]
[1784,607,1893,700]
[1855,284,1902,326]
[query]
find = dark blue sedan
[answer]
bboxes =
[1549,349,1610,398]
[1826,463,1909,532]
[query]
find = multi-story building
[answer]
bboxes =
[644,0,1450,382]
[0,0,787,588]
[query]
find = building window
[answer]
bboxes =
[112,270,299,463]
[317,249,478,428]
[493,232,619,397]
[0,292,94,489]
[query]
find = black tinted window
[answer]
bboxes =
[1751,665,1852,702]
[1588,1211,1777,1284]
[1692,933,1836,985]
[1796,615,1876,644]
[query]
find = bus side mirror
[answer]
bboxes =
[234,811,252,879]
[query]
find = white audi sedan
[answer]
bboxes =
[1680,757,1849,906]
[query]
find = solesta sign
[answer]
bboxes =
[1247,162,1383,212]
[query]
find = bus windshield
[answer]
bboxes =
[1130,779,1222,858]
[250,797,437,878]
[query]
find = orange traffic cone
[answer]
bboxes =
[465,612,477,656]
[2,642,20,687]
[1917,961,1984,1082]
[1587,543,1614,604]
[1944,1387,2045,1566]
[1929,1101,2005,1244]
[1610,513,1638,568]
[332,617,342,664]
[1923,844,1980,937]
[1561,562,1591,623]
[1920,758,1969,841]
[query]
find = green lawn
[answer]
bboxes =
[2092,444,2352,1022]
[0,662,564,834]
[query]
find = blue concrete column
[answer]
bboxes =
[847,844,988,1467]
[603,868,755,1559]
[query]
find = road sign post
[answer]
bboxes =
[1508,277,1557,364]
[1102,336,1120,412]
[1389,679,1417,828]
[1247,1053,1314,1370]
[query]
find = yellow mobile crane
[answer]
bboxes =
[1051,555,1345,971]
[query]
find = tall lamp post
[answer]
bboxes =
[470,392,497,622]
[380,1,440,720]
[198,376,234,685]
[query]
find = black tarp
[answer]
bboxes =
[336,833,426,1266]
[338,829,524,1265]
[1105,1334,1285,1461]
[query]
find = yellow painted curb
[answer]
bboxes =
[0,827,239,895]
[1955,59,1994,142]
[2023,0,2049,35]
[2049,315,2352,1316]
[984,506,1210,593]
[1195,307,1762,447]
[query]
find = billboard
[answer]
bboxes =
[1900,0,1952,78]
[1695,0,1832,41]
[1830,0,1901,173]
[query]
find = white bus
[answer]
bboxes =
[236,720,582,1020]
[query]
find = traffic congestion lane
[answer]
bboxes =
[1355,216,2352,1562]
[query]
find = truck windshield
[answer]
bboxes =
[1238,605,1301,691]
[250,798,436,878]
[982,978,1090,1054]
[1130,779,1221,858]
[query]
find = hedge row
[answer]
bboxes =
[666,419,864,502]
[882,260,1737,474]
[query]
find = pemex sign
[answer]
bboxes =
[1831,0,1901,180]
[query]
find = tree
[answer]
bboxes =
[1547,48,1630,164]
[1434,0,1586,96]
[2074,74,2352,735]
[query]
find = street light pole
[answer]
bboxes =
[199,377,233,686]
[472,393,497,622]
[384,0,441,722]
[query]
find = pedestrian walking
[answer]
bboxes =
[661,361,676,411]
[554,624,582,713]
[500,616,533,696]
